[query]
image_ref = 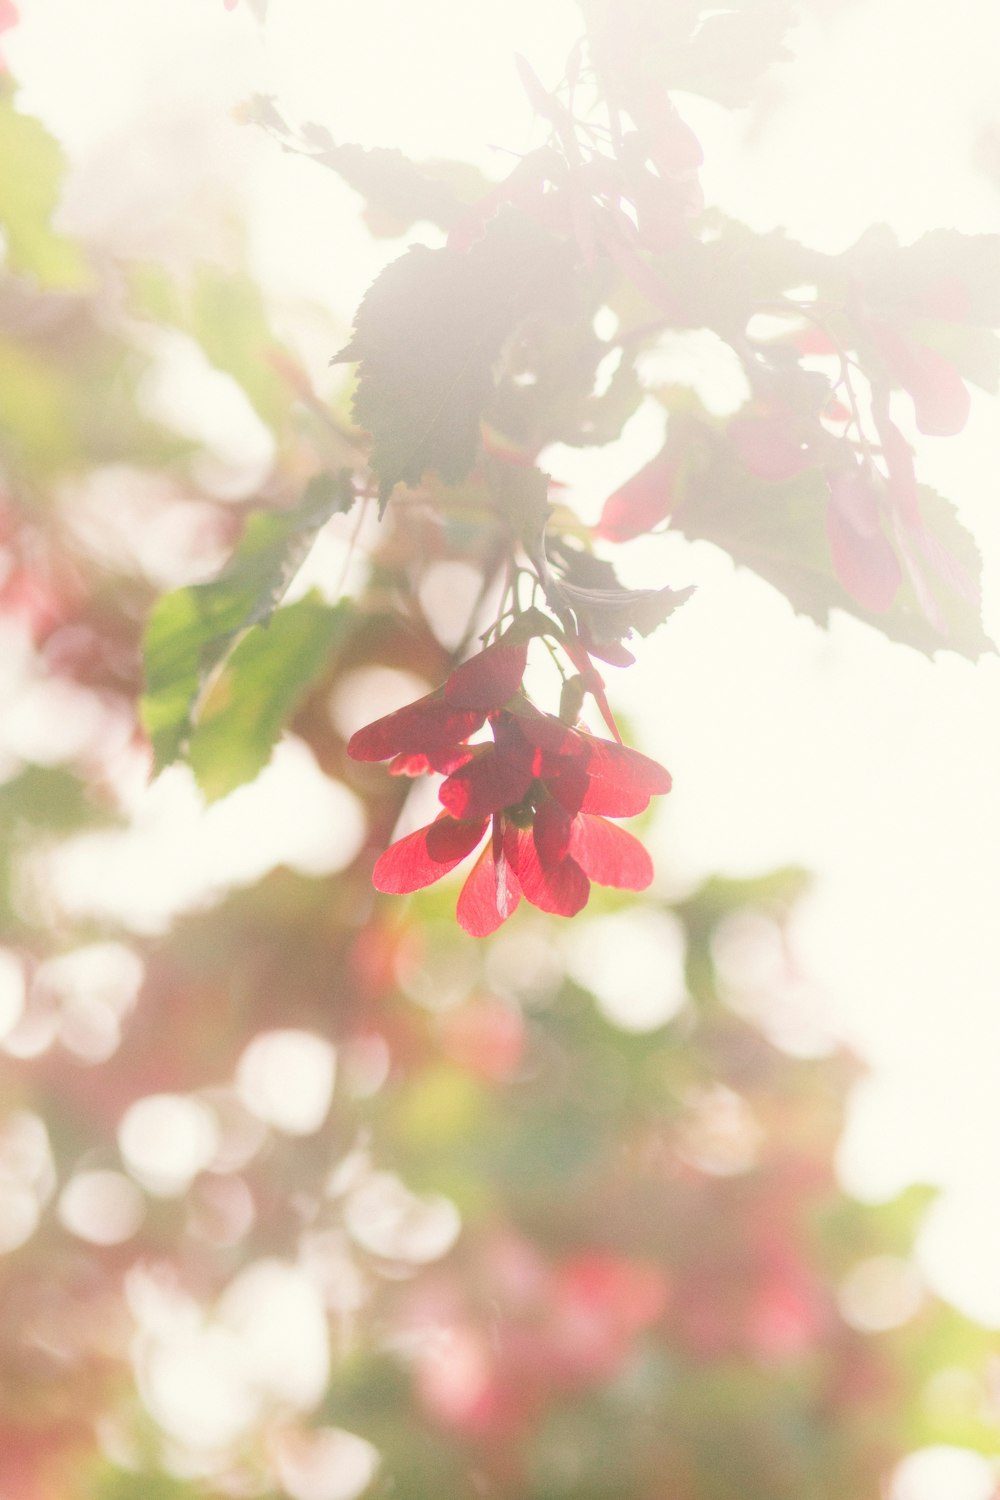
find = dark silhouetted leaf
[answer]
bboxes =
[492,324,645,452]
[547,537,694,645]
[333,214,572,511]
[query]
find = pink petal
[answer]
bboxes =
[646,96,703,176]
[439,745,534,820]
[501,708,584,759]
[445,639,528,710]
[387,752,433,777]
[513,829,590,917]
[532,799,573,865]
[873,325,970,436]
[541,758,591,816]
[387,744,476,777]
[373,817,487,894]
[908,346,970,437]
[456,840,521,937]
[826,465,881,538]
[794,327,838,357]
[582,635,636,667]
[570,815,653,891]
[348,695,485,761]
[596,452,675,542]
[577,736,672,816]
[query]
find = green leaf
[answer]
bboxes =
[89,1467,204,1500]
[333,212,572,511]
[141,471,354,770]
[129,262,294,429]
[669,412,994,661]
[0,335,79,472]
[188,593,349,801]
[0,297,191,479]
[0,83,90,289]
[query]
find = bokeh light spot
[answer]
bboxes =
[0,947,26,1042]
[271,1425,380,1500]
[838,1254,924,1332]
[890,1446,998,1500]
[58,1168,145,1245]
[217,1259,330,1409]
[565,909,688,1031]
[0,1110,54,1252]
[236,1029,336,1135]
[34,941,144,1063]
[118,1093,219,1196]
[345,1171,461,1264]
[328,667,432,744]
[676,1084,763,1177]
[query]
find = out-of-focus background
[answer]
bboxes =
[2,2,1000,1498]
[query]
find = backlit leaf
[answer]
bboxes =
[669,413,994,660]
[310,142,487,238]
[187,593,350,801]
[843,226,1000,327]
[333,213,572,511]
[130,262,294,429]
[0,83,89,290]
[141,471,354,769]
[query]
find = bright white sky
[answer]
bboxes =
[7,0,1000,1354]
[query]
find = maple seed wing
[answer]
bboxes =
[439,747,535,821]
[444,639,528,710]
[513,828,590,917]
[347,698,485,761]
[578,736,673,816]
[373,817,487,894]
[457,841,521,937]
[570,814,654,891]
[596,451,675,542]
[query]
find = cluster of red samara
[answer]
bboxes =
[348,628,671,936]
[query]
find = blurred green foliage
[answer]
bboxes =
[0,17,999,1500]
